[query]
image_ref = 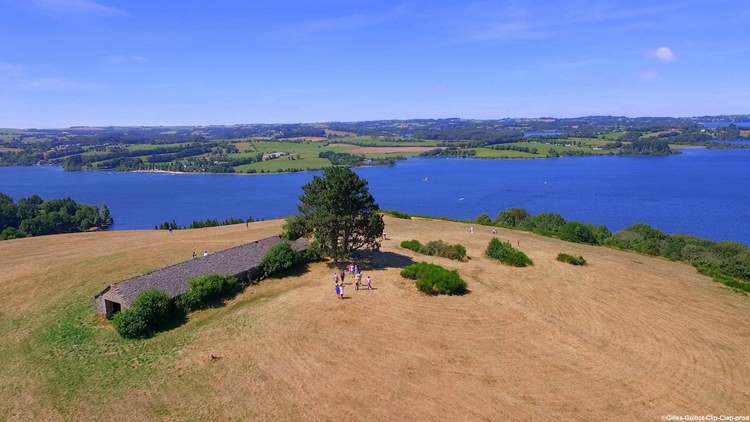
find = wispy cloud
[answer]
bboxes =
[651,46,677,63]
[465,2,679,42]
[30,0,126,16]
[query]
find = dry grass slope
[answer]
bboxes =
[1,217,749,421]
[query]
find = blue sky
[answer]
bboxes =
[0,0,748,127]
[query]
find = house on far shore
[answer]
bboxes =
[95,236,308,318]
[262,152,286,161]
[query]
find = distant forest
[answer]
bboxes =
[0,193,113,240]
[1,115,747,173]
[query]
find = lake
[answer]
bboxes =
[1,148,749,244]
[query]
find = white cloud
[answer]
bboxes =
[640,69,659,81]
[30,0,126,16]
[652,46,676,63]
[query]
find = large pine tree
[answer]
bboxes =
[286,167,384,263]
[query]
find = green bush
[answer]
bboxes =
[401,262,467,296]
[604,225,750,292]
[282,215,308,241]
[261,242,299,276]
[113,290,175,338]
[385,210,411,219]
[112,309,149,338]
[131,290,173,324]
[495,208,531,228]
[0,227,28,240]
[475,213,493,226]
[423,240,467,261]
[401,239,423,252]
[559,222,598,245]
[300,241,324,263]
[557,253,586,266]
[527,213,567,236]
[180,274,238,311]
[400,239,467,261]
[485,238,533,267]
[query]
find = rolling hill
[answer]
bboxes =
[1,217,748,420]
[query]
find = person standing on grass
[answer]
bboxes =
[335,283,341,299]
[333,272,339,284]
[339,282,345,299]
[366,275,373,290]
[355,272,362,290]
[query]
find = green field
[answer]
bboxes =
[326,136,441,147]
[230,140,432,173]
[472,139,616,159]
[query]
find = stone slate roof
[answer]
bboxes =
[110,236,307,307]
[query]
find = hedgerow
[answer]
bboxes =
[485,238,533,267]
[557,253,586,266]
[179,274,238,311]
[401,262,467,295]
[400,239,467,261]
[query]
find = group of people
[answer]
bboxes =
[469,226,521,246]
[334,262,373,299]
[192,250,209,259]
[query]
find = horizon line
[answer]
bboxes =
[3,113,750,131]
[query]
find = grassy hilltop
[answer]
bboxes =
[1,217,749,420]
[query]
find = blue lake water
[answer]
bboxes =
[1,148,749,244]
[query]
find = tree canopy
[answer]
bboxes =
[0,192,113,240]
[286,167,384,262]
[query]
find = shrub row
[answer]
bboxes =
[485,238,533,267]
[114,241,321,338]
[557,253,586,266]
[400,239,467,261]
[384,210,411,219]
[401,262,467,296]
[474,208,750,293]
[477,208,611,245]
[604,225,750,293]
[179,274,238,311]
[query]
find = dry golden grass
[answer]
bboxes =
[1,217,749,421]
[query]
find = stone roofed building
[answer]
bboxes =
[95,235,308,318]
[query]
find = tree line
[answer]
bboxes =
[0,193,113,240]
